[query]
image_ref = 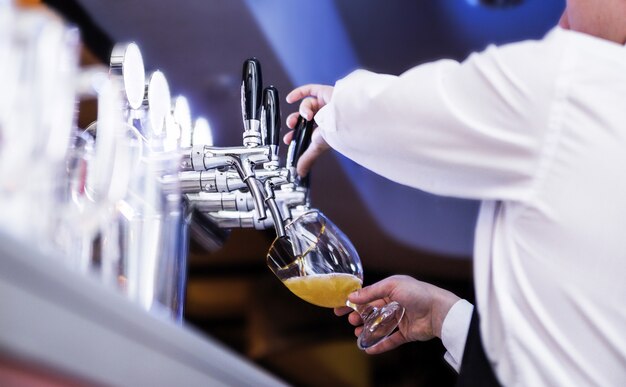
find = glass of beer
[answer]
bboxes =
[267,210,405,349]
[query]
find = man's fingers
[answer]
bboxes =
[285,84,322,104]
[349,278,398,305]
[296,142,326,177]
[298,98,320,121]
[363,331,405,355]
[286,112,300,129]
[283,124,328,174]
[282,130,294,145]
[286,98,319,131]
[348,311,363,326]
[334,306,352,316]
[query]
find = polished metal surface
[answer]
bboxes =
[177,54,316,239]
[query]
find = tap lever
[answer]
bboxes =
[292,116,313,167]
[262,86,281,168]
[297,118,314,161]
[241,58,263,147]
[298,117,314,190]
[287,115,307,170]
[287,116,314,188]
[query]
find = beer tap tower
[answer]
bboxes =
[104,42,316,321]
[179,58,314,238]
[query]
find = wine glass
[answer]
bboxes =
[267,210,405,350]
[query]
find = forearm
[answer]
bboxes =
[315,38,559,201]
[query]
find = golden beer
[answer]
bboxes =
[282,273,362,308]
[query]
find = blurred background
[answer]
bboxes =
[10,0,564,385]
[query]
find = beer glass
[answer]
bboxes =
[267,210,405,349]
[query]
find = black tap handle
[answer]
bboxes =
[286,115,314,188]
[262,86,281,147]
[293,116,314,165]
[298,117,314,189]
[287,115,306,169]
[241,58,263,122]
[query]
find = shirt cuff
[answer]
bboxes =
[441,299,474,373]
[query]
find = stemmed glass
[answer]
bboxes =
[267,210,405,350]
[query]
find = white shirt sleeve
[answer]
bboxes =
[315,29,567,201]
[441,299,474,373]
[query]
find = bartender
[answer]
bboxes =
[284,0,626,385]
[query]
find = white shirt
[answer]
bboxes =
[315,27,626,387]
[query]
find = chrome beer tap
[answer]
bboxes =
[256,85,288,237]
[175,85,289,195]
[193,113,314,232]
[180,59,268,221]
[261,86,281,171]
[285,114,314,198]
[181,59,310,238]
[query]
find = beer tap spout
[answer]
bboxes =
[263,179,286,238]
[226,155,267,221]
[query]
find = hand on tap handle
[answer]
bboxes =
[293,116,314,164]
[287,116,314,189]
[285,115,314,187]
[284,84,334,177]
[286,116,311,168]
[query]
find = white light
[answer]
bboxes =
[122,42,145,110]
[173,96,192,148]
[193,117,213,146]
[164,113,180,152]
[147,70,171,137]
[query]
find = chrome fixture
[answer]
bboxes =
[180,58,314,238]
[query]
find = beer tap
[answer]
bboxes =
[187,83,292,236]
[242,58,263,147]
[287,115,314,190]
[259,85,286,237]
[195,115,314,231]
[185,118,315,230]
[178,58,318,237]
[261,86,281,170]
[180,58,268,221]
[280,114,314,218]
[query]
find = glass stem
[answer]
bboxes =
[346,301,377,321]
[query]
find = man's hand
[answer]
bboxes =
[284,84,334,177]
[334,275,461,355]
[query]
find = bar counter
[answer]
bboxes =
[0,231,285,386]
